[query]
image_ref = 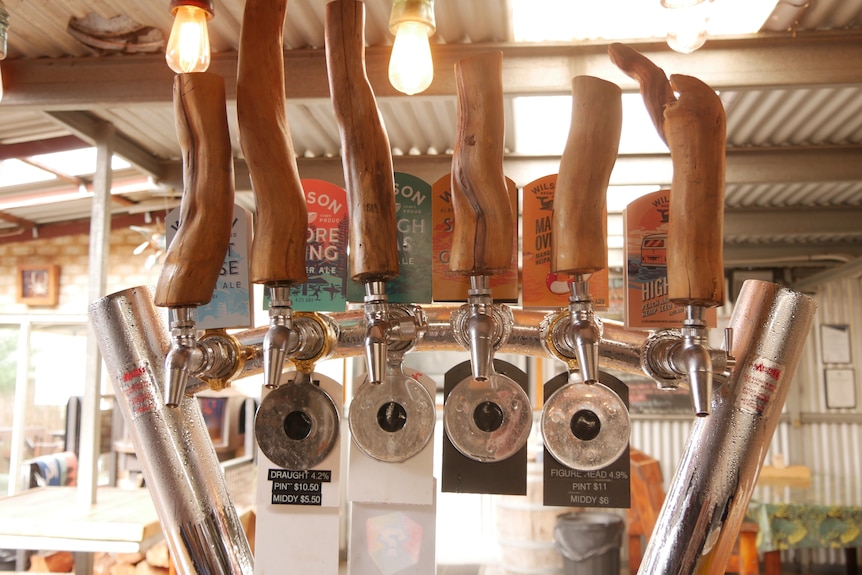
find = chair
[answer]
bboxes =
[627,449,760,575]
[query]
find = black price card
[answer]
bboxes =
[268,469,332,506]
[543,371,631,508]
[441,359,529,495]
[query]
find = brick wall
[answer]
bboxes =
[0,227,161,316]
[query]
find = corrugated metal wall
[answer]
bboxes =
[632,277,862,567]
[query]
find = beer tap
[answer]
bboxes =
[327,0,434,462]
[239,0,343,470]
[154,72,236,407]
[610,44,731,416]
[237,0,309,392]
[541,76,630,471]
[443,51,532,463]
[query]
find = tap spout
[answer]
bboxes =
[566,277,601,384]
[466,275,495,381]
[678,304,712,416]
[164,307,204,407]
[263,285,299,389]
[363,281,389,384]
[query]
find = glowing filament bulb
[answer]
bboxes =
[389,21,434,95]
[166,5,211,74]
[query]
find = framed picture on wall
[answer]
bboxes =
[16,265,60,306]
[825,368,857,410]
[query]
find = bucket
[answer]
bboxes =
[554,512,624,575]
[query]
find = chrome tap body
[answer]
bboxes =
[263,285,300,389]
[363,280,390,384]
[565,276,601,384]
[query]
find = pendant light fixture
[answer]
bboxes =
[661,0,711,54]
[165,0,214,73]
[388,0,436,95]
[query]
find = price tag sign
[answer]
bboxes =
[542,371,631,508]
[268,469,332,506]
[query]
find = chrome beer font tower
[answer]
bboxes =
[443,51,533,463]
[327,0,435,462]
[154,72,238,407]
[541,76,630,471]
[87,19,820,573]
[610,43,733,417]
[238,0,340,471]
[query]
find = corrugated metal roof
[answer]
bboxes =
[0,0,860,273]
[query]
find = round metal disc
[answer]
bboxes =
[444,373,532,463]
[349,373,435,463]
[255,382,339,470]
[541,382,630,471]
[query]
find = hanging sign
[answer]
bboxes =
[166,204,253,329]
[292,179,350,312]
[522,174,609,309]
[623,189,715,328]
[430,174,520,302]
[346,172,433,304]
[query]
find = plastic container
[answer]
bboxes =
[553,512,624,575]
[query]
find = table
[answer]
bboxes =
[0,486,162,567]
[748,474,862,574]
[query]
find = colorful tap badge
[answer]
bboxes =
[522,174,609,310]
[430,174,520,302]
[623,189,715,328]
[346,172,433,304]
[166,204,253,329]
[292,179,350,312]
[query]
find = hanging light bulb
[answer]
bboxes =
[165,0,214,74]
[388,0,436,95]
[0,0,9,103]
[662,0,712,54]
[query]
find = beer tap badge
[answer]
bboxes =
[623,189,715,329]
[292,179,350,312]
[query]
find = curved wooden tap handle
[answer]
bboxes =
[665,74,726,306]
[238,0,308,286]
[325,0,399,283]
[551,76,622,276]
[449,51,513,276]
[610,44,725,306]
[608,43,675,145]
[155,73,234,309]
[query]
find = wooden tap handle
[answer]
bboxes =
[449,51,513,275]
[608,43,675,145]
[325,1,399,283]
[610,44,725,306]
[238,0,308,286]
[155,73,234,309]
[551,76,622,276]
[665,74,726,306]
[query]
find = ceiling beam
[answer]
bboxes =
[791,257,862,291]
[153,146,862,192]
[724,207,862,238]
[2,32,860,109]
[0,135,89,160]
[44,111,166,180]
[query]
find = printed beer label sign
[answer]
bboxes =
[292,179,350,312]
[346,172,433,304]
[430,174,520,302]
[166,204,253,329]
[522,174,609,309]
[623,189,715,328]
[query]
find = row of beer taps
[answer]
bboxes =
[150,0,735,473]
